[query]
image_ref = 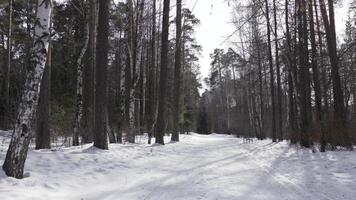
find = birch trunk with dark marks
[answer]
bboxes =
[2,0,52,179]
[35,32,51,150]
[73,24,89,146]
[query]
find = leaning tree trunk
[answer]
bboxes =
[2,0,52,179]
[155,0,171,145]
[93,0,109,149]
[171,0,182,142]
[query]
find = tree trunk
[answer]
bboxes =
[115,35,123,144]
[2,0,52,179]
[171,0,182,142]
[273,0,283,141]
[125,0,134,134]
[4,0,13,129]
[94,0,109,149]
[309,0,326,152]
[146,0,156,144]
[319,0,352,149]
[264,0,276,142]
[35,31,51,150]
[155,0,171,145]
[82,0,97,144]
[73,23,89,146]
[298,0,311,148]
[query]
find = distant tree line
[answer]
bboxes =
[199,0,356,151]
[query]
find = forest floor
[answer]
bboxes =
[0,131,356,200]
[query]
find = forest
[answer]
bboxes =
[0,0,355,199]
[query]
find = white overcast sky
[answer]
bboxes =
[184,0,351,89]
[182,0,235,87]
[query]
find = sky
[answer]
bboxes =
[183,0,352,91]
[182,0,235,90]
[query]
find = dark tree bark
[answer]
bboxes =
[155,0,171,145]
[273,0,283,141]
[171,0,182,142]
[309,0,326,152]
[146,0,156,144]
[124,0,134,134]
[285,0,298,144]
[298,0,312,148]
[115,36,123,144]
[93,0,109,149]
[264,0,276,142]
[82,0,97,144]
[319,0,353,150]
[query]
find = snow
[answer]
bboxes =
[1,131,356,200]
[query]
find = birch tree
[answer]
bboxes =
[2,0,52,179]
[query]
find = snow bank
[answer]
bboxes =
[0,132,355,200]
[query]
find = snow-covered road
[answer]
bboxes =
[1,133,355,200]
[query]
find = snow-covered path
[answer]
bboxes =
[1,133,355,200]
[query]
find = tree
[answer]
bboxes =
[93,0,109,149]
[273,0,283,141]
[2,0,52,179]
[155,0,170,145]
[35,26,52,150]
[319,0,353,150]
[264,0,277,142]
[146,0,157,144]
[171,0,182,142]
[82,0,97,144]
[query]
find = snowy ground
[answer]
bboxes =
[0,132,356,200]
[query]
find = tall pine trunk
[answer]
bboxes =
[82,0,97,144]
[264,0,276,142]
[273,0,283,141]
[155,0,170,145]
[93,0,109,149]
[171,0,182,142]
[2,0,52,179]
[298,0,311,148]
[146,0,156,144]
[319,0,353,150]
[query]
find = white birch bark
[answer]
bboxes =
[73,23,90,146]
[2,0,52,179]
